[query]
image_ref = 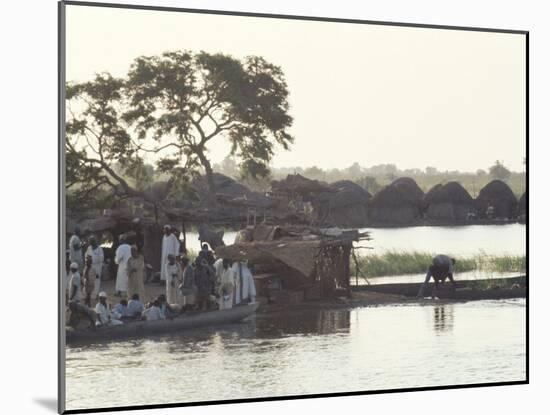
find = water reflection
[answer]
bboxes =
[66,301,525,411]
[433,305,454,333]
[256,310,351,337]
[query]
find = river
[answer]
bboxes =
[65,224,526,411]
[185,223,526,257]
[65,299,526,411]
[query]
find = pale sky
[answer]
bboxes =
[66,4,526,172]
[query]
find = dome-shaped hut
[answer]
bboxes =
[424,181,475,221]
[518,191,526,218]
[314,180,371,227]
[475,180,517,219]
[369,177,424,224]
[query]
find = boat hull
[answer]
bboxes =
[66,302,259,345]
[353,276,526,300]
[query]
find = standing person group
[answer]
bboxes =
[67,222,257,320]
[157,225,256,312]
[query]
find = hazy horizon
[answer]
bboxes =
[66,5,526,172]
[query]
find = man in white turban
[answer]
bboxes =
[95,292,123,326]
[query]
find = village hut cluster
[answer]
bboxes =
[66,171,525,325]
[269,174,525,226]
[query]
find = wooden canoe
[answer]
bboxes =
[353,276,526,300]
[66,302,259,345]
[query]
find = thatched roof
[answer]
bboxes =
[518,191,526,214]
[325,180,372,208]
[271,174,331,195]
[192,173,272,208]
[193,173,245,198]
[216,225,369,277]
[424,181,474,205]
[215,240,323,277]
[370,177,425,208]
[477,180,517,203]
[423,184,442,203]
[475,180,517,218]
[67,216,118,235]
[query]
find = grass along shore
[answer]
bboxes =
[352,251,526,278]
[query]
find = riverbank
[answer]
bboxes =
[353,252,526,278]
[257,275,526,317]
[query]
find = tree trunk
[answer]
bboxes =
[196,149,217,204]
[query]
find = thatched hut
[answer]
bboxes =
[314,180,371,227]
[424,181,475,221]
[269,174,332,223]
[178,173,273,225]
[191,173,271,208]
[369,177,425,224]
[475,180,517,219]
[518,191,526,216]
[216,225,370,300]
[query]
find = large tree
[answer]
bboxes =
[66,73,143,208]
[65,73,190,211]
[124,51,294,200]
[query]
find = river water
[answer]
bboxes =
[65,224,526,411]
[186,223,526,257]
[65,299,526,411]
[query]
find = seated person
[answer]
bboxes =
[156,294,177,318]
[113,299,132,318]
[67,301,97,329]
[95,292,123,326]
[127,294,145,317]
[141,300,164,321]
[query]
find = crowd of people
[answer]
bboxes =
[66,224,256,328]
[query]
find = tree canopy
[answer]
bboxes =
[66,50,294,210]
[124,51,293,196]
[489,160,511,181]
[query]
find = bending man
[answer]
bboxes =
[417,254,456,298]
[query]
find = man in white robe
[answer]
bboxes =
[215,258,234,310]
[161,225,180,282]
[142,300,164,321]
[231,261,256,305]
[69,227,83,272]
[95,292,123,326]
[85,235,104,298]
[114,236,132,297]
[163,254,182,305]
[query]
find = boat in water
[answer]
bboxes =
[354,276,526,300]
[66,302,259,345]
